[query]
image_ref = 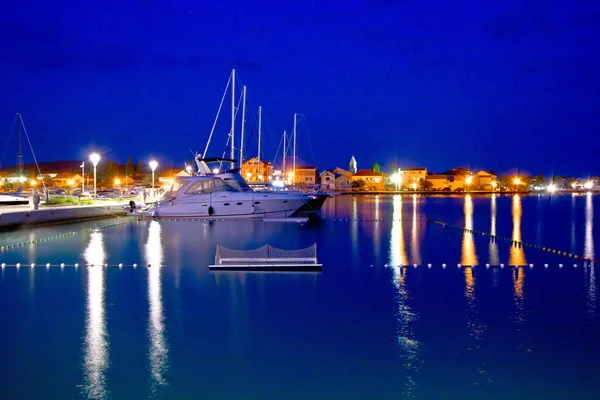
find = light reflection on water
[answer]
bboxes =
[410,195,421,265]
[585,193,594,261]
[390,195,408,266]
[390,266,421,398]
[585,194,596,320]
[509,195,526,266]
[82,231,109,400]
[461,195,478,265]
[145,221,169,393]
[489,194,499,265]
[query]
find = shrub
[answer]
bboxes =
[44,197,93,206]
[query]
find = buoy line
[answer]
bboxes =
[426,217,597,265]
[1,262,163,268]
[0,218,138,252]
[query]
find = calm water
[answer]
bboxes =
[0,193,598,399]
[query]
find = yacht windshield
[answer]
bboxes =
[160,181,183,199]
[184,178,238,195]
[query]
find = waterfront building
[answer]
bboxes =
[449,174,466,191]
[352,169,385,191]
[400,168,427,182]
[425,174,450,190]
[335,174,352,192]
[319,170,335,190]
[473,170,497,190]
[320,168,352,191]
[293,165,318,185]
[51,173,82,188]
[241,157,273,182]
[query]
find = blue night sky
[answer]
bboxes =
[1,0,599,177]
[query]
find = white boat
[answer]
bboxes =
[0,194,29,206]
[134,69,329,220]
[138,175,313,221]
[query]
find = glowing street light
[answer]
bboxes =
[149,160,158,194]
[30,179,37,187]
[465,175,473,192]
[80,162,85,193]
[548,184,557,193]
[114,178,121,185]
[90,153,100,199]
[491,181,497,190]
[514,177,522,186]
[584,181,593,190]
[391,171,402,191]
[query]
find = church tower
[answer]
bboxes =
[349,156,357,174]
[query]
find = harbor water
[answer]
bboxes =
[0,193,598,399]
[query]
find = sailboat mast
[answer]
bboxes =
[16,113,24,189]
[282,130,286,179]
[240,85,246,166]
[258,106,262,182]
[230,68,236,169]
[293,113,297,185]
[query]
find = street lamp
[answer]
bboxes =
[391,172,401,192]
[90,153,100,199]
[80,162,85,193]
[465,175,473,192]
[114,178,121,198]
[149,160,158,196]
[513,177,521,192]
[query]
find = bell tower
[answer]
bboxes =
[349,156,357,174]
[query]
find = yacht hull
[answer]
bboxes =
[142,192,309,220]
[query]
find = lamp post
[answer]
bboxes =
[81,162,85,193]
[114,178,121,198]
[90,153,100,199]
[465,175,473,192]
[149,160,158,197]
[513,177,521,192]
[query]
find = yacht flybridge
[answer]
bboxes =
[136,158,325,221]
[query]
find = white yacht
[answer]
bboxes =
[135,158,324,220]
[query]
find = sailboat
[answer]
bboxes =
[0,113,38,206]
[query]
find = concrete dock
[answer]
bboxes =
[0,202,128,230]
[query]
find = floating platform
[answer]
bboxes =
[208,263,322,271]
[209,243,322,271]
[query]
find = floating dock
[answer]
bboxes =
[209,243,322,271]
[0,203,128,230]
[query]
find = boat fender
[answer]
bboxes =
[208,206,214,216]
[129,200,136,212]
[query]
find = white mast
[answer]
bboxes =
[293,113,297,185]
[282,130,287,180]
[258,106,262,182]
[240,85,246,166]
[230,68,236,169]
